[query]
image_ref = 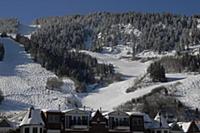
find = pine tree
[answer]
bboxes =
[0,43,5,61]
[147,61,166,82]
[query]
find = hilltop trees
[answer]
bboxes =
[0,18,19,33]
[33,12,200,55]
[15,34,114,92]
[159,54,200,73]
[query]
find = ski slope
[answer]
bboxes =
[81,50,200,111]
[81,50,149,77]
[81,77,174,111]
[80,51,151,111]
[0,38,79,112]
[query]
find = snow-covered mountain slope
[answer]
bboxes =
[80,50,200,111]
[81,77,175,111]
[167,74,200,110]
[81,50,148,77]
[80,51,189,111]
[0,38,79,112]
[80,50,152,111]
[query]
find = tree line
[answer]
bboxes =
[15,35,114,92]
[0,18,19,33]
[33,12,200,55]
[160,54,200,73]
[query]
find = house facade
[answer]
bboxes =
[107,111,130,133]
[129,113,145,133]
[63,109,90,133]
[42,109,63,133]
[152,112,170,133]
[90,110,108,133]
[6,107,200,133]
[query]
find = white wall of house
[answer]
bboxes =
[20,125,43,133]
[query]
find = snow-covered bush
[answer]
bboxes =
[46,77,64,91]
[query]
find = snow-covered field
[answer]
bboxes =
[0,38,79,112]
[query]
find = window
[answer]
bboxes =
[73,116,76,125]
[164,130,168,133]
[82,116,88,125]
[115,118,119,126]
[25,128,29,133]
[77,116,81,125]
[157,130,161,133]
[48,115,60,123]
[33,127,37,133]
[40,128,42,133]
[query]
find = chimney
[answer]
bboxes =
[196,108,199,118]
[159,112,162,127]
[58,104,61,111]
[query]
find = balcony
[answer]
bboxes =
[115,126,130,130]
[71,125,88,129]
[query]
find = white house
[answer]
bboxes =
[20,107,45,133]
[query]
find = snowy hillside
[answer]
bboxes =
[80,50,200,112]
[0,38,79,112]
[167,74,200,110]
[80,50,152,111]
[81,50,148,77]
[1,22,200,114]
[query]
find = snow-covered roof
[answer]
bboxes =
[20,107,44,126]
[0,118,15,128]
[195,121,200,130]
[107,110,129,117]
[126,111,144,116]
[153,112,169,129]
[177,122,191,133]
[42,109,61,113]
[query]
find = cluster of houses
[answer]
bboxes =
[0,107,200,133]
